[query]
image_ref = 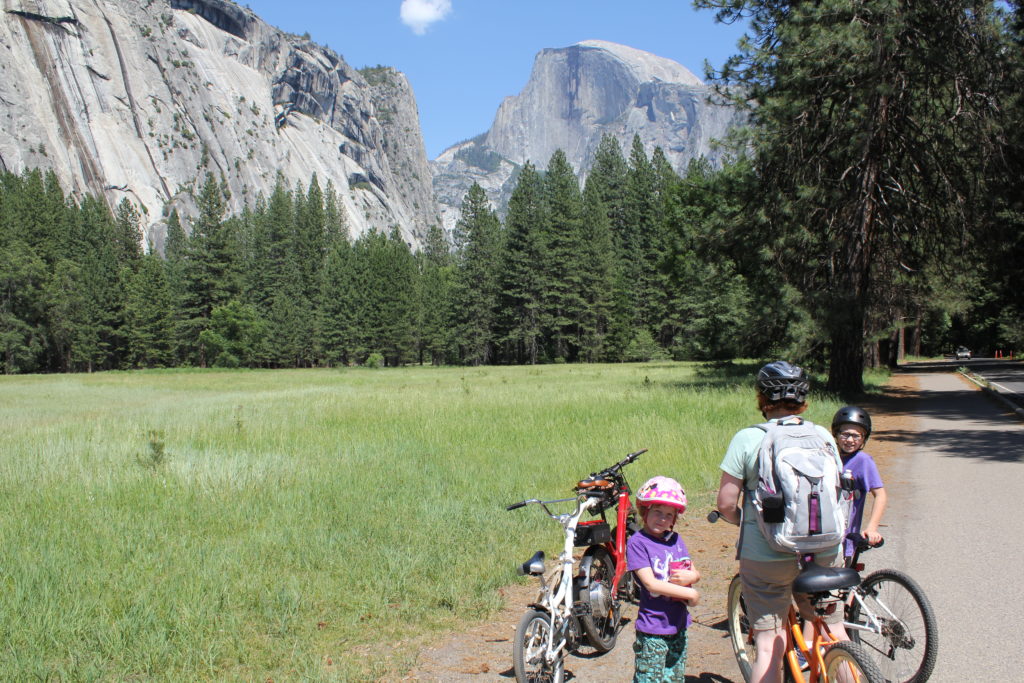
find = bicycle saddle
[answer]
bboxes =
[792,563,861,594]
[519,550,546,577]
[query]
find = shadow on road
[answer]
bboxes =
[868,366,1024,463]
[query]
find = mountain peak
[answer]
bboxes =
[573,40,703,87]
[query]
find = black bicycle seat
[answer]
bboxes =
[792,563,861,594]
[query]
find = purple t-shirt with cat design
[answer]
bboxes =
[626,528,692,635]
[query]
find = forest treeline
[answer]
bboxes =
[2,1,1022,390]
[0,139,770,373]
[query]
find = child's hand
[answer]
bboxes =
[669,567,700,586]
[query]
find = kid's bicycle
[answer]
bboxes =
[710,512,883,682]
[506,448,645,683]
[843,536,938,683]
[725,556,885,683]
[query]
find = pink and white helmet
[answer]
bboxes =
[636,476,687,513]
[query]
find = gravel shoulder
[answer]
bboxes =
[402,374,919,682]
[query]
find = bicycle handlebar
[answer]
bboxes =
[590,448,647,480]
[506,449,646,512]
[707,509,739,525]
[848,532,884,551]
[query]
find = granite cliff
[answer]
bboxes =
[0,0,439,249]
[431,40,742,231]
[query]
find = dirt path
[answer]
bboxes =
[402,375,919,682]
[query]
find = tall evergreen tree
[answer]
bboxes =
[577,182,617,361]
[584,136,634,359]
[452,184,503,365]
[697,0,1005,391]
[177,173,239,365]
[498,163,547,364]
[540,150,587,361]
[123,253,175,367]
[318,236,359,366]
[624,136,664,339]
[415,224,454,365]
[0,240,46,373]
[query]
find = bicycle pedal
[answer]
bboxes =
[572,601,592,616]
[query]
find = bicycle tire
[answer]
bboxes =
[726,574,755,682]
[846,569,938,683]
[576,546,620,652]
[823,640,885,683]
[513,608,565,683]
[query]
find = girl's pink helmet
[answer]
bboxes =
[636,476,687,513]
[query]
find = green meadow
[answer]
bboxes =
[0,362,856,680]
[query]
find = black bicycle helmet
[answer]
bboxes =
[832,405,872,441]
[756,361,810,403]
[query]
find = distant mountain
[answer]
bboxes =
[431,40,742,232]
[0,0,439,249]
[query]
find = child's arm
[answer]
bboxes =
[861,487,888,544]
[635,567,700,606]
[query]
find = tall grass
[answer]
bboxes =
[0,362,844,680]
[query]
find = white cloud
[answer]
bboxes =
[400,0,452,35]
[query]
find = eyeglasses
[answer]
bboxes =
[837,431,864,441]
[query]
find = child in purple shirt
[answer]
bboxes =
[626,476,700,682]
[832,406,888,559]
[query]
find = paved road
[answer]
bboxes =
[969,360,1024,410]
[870,371,1024,682]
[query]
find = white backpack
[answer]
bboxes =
[749,417,850,554]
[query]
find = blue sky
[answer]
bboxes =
[239,1,749,160]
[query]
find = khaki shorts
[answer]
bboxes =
[739,554,844,631]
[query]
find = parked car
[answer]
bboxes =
[955,346,972,360]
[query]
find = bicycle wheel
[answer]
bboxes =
[823,640,884,683]
[513,608,564,683]
[846,569,938,683]
[726,574,755,682]
[576,546,620,652]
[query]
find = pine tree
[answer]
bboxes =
[314,180,352,365]
[452,184,503,365]
[113,199,144,265]
[577,181,617,361]
[540,150,586,361]
[379,227,417,366]
[696,0,1005,391]
[177,173,239,366]
[318,236,359,366]
[624,136,664,343]
[123,253,175,367]
[498,163,547,364]
[415,224,454,365]
[584,136,633,360]
[0,240,46,373]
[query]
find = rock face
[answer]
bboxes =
[0,0,439,249]
[431,40,742,231]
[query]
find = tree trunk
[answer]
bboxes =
[828,326,865,395]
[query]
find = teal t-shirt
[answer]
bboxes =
[719,419,843,562]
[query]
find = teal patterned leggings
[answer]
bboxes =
[632,628,689,683]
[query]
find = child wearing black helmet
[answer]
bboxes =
[832,406,888,561]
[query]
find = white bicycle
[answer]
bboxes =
[506,449,645,683]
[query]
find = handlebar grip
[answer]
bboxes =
[846,532,884,551]
[506,501,527,511]
[707,510,721,523]
[627,448,647,462]
[615,448,647,470]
